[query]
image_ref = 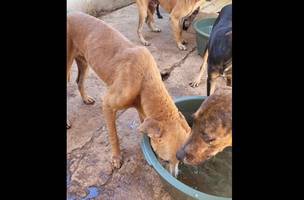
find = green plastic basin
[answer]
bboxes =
[193,18,217,56]
[140,96,231,200]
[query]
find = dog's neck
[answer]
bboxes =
[142,85,180,122]
[140,70,180,122]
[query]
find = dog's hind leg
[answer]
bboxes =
[136,1,151,46]
[147,2,161,32]
[190,49,209,87]
[75,56,95,105]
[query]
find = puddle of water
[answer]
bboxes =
[128,120,139,130]
[177,147,232,198]
[67,186,100,200]
[81,186,100,200]
[67,195,77,200]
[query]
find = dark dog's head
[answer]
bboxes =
[182,7,200,31]
[176,87,232,165]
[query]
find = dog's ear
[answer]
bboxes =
[178,111,191,133]
[138,118,163,138]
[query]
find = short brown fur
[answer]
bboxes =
[67,12,190,175]
[177,81,231,165]
[135,0,204,50]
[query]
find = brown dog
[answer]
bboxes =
[67,12,191,176]
[135,0,204,50]
[176,78,231,165]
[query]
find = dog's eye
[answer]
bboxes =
[207,138,216,143]
[201,132,216,144]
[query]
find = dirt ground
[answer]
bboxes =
[67,0,231,199]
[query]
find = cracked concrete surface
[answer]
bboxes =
[67,0,231,199]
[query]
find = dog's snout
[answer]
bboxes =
[176,149,185,161]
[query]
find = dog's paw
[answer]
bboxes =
[160,70,170,81]
[67,119,71,129]
[178,43,187,51]
[83,96,95,105]
[142,40,151,46]
[157,15,163,19]
[111,155,122,169]
[152,27,161,32]
[189,80,200,88]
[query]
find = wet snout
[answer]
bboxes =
[176,146,212,163]
[176,132,211,165]
[176,148,186,161]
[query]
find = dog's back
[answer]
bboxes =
[208,4,232,71]
[67,12,134,61]
[206,4,232,95]
[67,12,137,85]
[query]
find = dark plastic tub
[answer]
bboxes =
[193,18,217,56]
[140,96,231,200]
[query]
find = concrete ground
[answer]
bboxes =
[67,0,231,199]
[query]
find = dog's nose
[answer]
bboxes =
[176,149,185,161]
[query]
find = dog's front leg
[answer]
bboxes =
[189,49,209,87]
[170,14,187,51]
[207,71,220,96]
[103,100,122,169]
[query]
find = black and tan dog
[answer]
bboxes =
[177,78,232,165]
[135,0,204,50]
[189,4,232,96]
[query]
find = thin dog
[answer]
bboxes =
[67,12,191,176]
